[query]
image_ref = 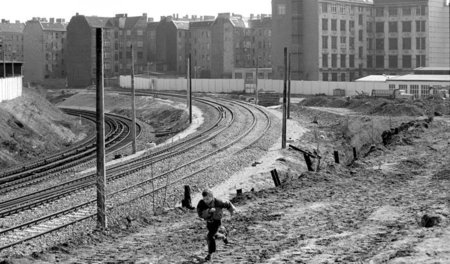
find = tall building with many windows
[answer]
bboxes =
[0,20,24,65]
[369,0,450,75]
[272,0,449,81]
[23,18,67,83]
[65,14,114,87]
[110,14,148,76]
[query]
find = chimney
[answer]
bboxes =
[50,18,55,24]
[148,17,154,22]
[76,12,79,16]
[250,14,254,20]
[143,13,147,18]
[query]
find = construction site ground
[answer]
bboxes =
[1,93,450,263]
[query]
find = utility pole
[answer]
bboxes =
[131,44,137,154]
[187,54,192,123]
[287,52,291,119]
[95,28,107,230]
[282,47,288,149]
[255,59,259,105]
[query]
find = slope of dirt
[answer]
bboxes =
[0,88,90,169]
[2,94,449,263]
[300,95,450,117]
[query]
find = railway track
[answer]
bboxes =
[0,110,141,194]
[0,93,274,254]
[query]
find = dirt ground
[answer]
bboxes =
[2,95,450,263]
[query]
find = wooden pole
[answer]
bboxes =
[282,48,288,149]
[188,54,192,123]
[287,52,291,119]
[255,60,259,105]
[131,44,137,154]
[95,28,107,230]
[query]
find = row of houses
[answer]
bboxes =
[0,12,272,87]
[0,0,449,89]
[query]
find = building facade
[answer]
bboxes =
[189,20,214,78]
[145,21,158,72]
[0,20,25,66]
[155,17,189,75]
[272,0,450,81]
[23,18,67,83]
[110,14,148,76]
[65,14,114,87]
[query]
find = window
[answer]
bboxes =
[341,73,346,81]
[137,41,143,48]
[375,7,384,17]
[416,37,426,50]
[137,51,143,59]
[403,38,411,49]
[389,38,398,50]
[235,72,243,79]
[322,54,328,67]
[367,22,373,33]
[331,36,337,49]
[322,19,328,30]
[350,37,355,49]
[358,14,363,26]
[367,38,373,50]
[402,21,411,32]
[340,20,346,31]
[340,36,346,44]
[332,73,338,81]
[416,21,426,32]
[402,7,411,16]
[388,7,398,16]
[416,6,426,16]
[376,38,384,50]
[349,54,355,68]
[402,55,412,68]
[350,21,355,30]
[359,47,363,58]
[367,55,373,68]
[376,22,384,33]
[332,54,337,67]
[331,19,337,31]
[137,30,143,36]
[322,36,328,49]
[341,54,346,68]
[358,30,363,41]
[278,4,286,15]
[322,72,328,81]
[331,4,337,13]
[389,55,398,68]
[126,30,131,36]
[389,22,398,33]
[376,55,384,68]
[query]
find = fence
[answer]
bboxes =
[119,75,389,97]
[0,76,22,103]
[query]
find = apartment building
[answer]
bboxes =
[210,13,247,78]
[145,21,158,72]
[0,20,24,64]
[245,15,272,69]
[65,14,114,87]
[189,20,214,78]
[110,14,148,76]
[23,18,67,83]
[272,0,449,81]
[155,16,189,74]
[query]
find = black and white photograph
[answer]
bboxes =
[0,0,449,263]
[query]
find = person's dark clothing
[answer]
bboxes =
[197,198,234,254]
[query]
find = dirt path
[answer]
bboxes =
[5,107,450,264]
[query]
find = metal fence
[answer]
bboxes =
[0,76,22,103]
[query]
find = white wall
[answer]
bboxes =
[0,77,23,103]
[119,75,391,96]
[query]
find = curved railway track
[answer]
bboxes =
[0,110,141,194]
[0,93,275,254]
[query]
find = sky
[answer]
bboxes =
[2,0,272,23]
